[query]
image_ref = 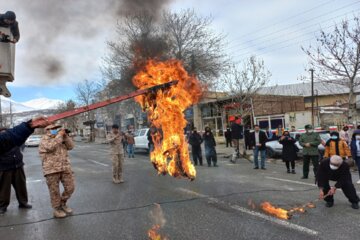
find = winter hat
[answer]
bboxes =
[4,11,16,21]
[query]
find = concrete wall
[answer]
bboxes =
[285,111,313,129]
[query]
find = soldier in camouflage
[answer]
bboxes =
[107,124,124,184]
[39,124,75,218]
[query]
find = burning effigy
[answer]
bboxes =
[133,59,202,180]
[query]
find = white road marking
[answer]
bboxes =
[26,179,43,183]
[89,160,109,167]
[177,188,319,236]
[266,177,316,187]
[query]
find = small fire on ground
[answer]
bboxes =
[248,199,316,220]
[133,59,202,180]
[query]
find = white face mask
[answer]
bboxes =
[356,136,360,140]
[307,130,314,133]
[329,164,339,170]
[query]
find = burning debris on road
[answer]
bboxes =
[133,59,202,180]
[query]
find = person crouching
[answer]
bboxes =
[39,124,75,218]
[317,155,359,209]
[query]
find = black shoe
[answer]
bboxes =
[261,167,266,170]
[325,202,334,208]
[254,167,259,169]
[292,170,296,174]
[213,164,218,167]
[0,208,6,214]
[351,202,359,209]
[301,176,308,179]
[208,164,211,167]
[19,203,32,209]
[287,169,291,173]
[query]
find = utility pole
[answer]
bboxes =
[310,69,315,127]
[0,96,2,127]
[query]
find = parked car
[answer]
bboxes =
[25,135,42,147]
[265,131,330,158]
[134,128,150,152]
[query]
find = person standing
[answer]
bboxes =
[279,131,297,174]
[203,127,218,167]
[339,125,350,144]
[275,124,284,139]
[231,117,243,158]
[290,126,296,132]
[39,124,75,218]
[0,128,31,214]
[299,124,321,179]
[350,129,360,184]
[265,127,274,141]
[249,125,268,170]
[324,132,351,160]
[224,126,232,148]
[125,130,135,158]
[107,125,124,184]
[317,155,359,209]
[188,128,203,166]
[244,125,251,150]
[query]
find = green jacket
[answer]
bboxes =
[299,132,321,156]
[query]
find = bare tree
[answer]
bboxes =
[219,56,271,118]
[56,100,77,132]
[75,79,99,141]
[302,16,360,121]
[163,9,229,85]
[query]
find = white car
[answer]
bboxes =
[134,128,150,152]
[25,135,42,147]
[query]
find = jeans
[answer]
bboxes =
[205,146,217,166]
[127,144,134,158]
[253,147,266,168]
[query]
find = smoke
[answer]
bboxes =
[7,0,172,85]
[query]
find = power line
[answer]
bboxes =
[227,0,360,51]
[227,0,336,44]
[229,7,360,54]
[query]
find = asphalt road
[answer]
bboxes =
[0,142,359,240]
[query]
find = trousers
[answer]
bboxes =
[112,154,124,181]
[45,171,75,209]
[0,167,28,209]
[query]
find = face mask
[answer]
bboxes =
[356,136,360,140]
[331,136,338,140]
[329,164,339,170]
[307,130,314,133]
[50,129,58,135]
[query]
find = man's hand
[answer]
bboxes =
[256,143,262,147]
[319,189,325,199]
[29,116,51,129]
[280,136,285,140]
[328,187,336,196]
[305,143,311,147]
[58,129,66,137]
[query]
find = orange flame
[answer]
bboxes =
[133,59,202,180]
[148,225,168,240]
[260,202,290,220]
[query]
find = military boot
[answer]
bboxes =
[53,208,67,218]
[61,205,73,215]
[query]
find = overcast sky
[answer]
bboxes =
[2,0,360,102]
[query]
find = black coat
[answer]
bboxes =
[0,146,24,171]
[0,14,20,41]
[188,132,203,147]
[249,131,267,150]
[0,122,34,155]
[231,123,243,140]
[203,132,216,148]
[279,137,297,161]
[224,129,232,140]
[316,158,353,188]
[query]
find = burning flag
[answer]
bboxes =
[260,202,290,220]
[133,59,202,180]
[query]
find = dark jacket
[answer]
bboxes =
[0,146,24,171]
[317,158,353,189]
[350,139,360,159]
[224,129,232,140]
[203,132,216,148]
[231,123,243,140]
[0,122,34,155]
[0,14,20,41]
[249,131,267,150]
[188,132,203,147]
[279,136,297,161]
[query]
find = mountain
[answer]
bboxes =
[21,98,64,110]
[0,96,34,113]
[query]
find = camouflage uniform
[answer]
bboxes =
[39,133,75,209]
[107,133,124,183]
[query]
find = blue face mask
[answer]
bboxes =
[50,129,58,135]
[331,136,338,140]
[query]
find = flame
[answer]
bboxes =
[133,59,202,180]
[148,225,168,240]
[260,202,290,220]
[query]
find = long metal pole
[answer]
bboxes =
[310,69,314,127]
